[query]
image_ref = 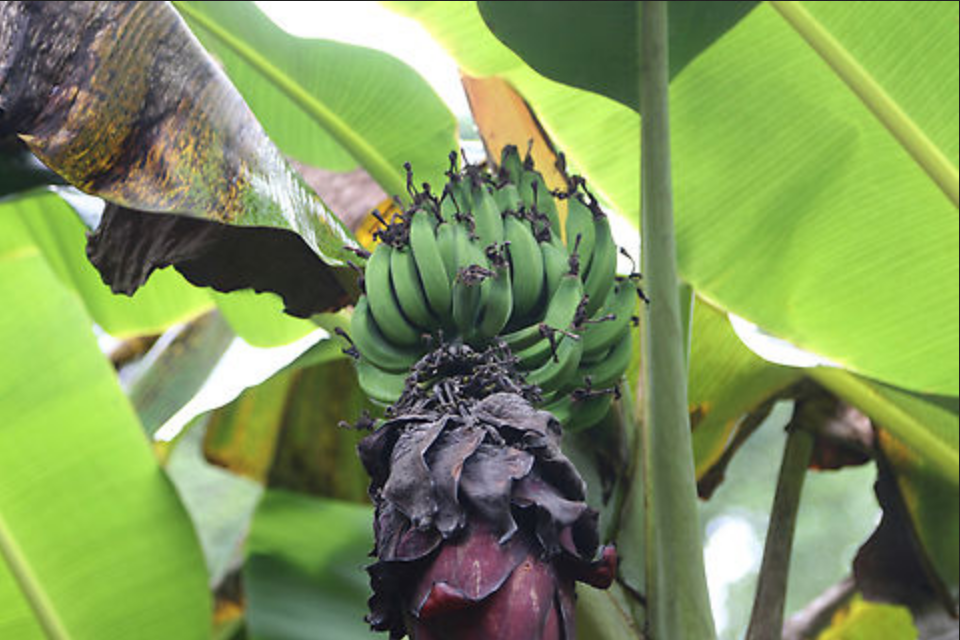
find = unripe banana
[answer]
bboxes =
[471,183,504,248]
[350,148,631,429]
[565,194,596,272]
[512,272,584,369]
[494,182,524,215]
[500,145,524,184]
[580,279,638,360]
[504,215,544,321]
[451,223,489,340]
[364,244,423,347]
[356,357,409,405]
[523,332,583,394]
[435,222,459,288]
[540,241,569,309]
[390,246,436,330]
[541,393,613,433]
[349,297,422,373]
[575,328,632,390]
[519,167,562,240]
[582,213,617,317]
[476,260,513,341]
[409,210,452,319]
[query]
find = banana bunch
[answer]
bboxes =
[348,147,641,432]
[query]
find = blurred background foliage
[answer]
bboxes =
[0,1,956,639]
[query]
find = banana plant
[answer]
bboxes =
[0,1,956,640]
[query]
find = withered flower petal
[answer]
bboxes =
[358,345,616,639]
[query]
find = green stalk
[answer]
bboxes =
[0,511,71,639]
[172,1,408,201]
[769,0,959,208]
[678,282,695,371]
[746,425,815,640]
[639,3,716,639]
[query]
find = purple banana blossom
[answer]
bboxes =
[358,345,616,640]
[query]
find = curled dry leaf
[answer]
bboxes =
[0,1,359,315]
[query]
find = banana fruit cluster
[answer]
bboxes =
[348,146,640,432]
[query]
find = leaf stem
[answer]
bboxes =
[745,422,815,640]
[171,1,409,201]
[0,511,71,640]
[769,0,959,208]
[639,3,716,638]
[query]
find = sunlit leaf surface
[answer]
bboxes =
[1,192,212,335]
[477,1,758,111]
[174,0,459,193]
[0,234,211,639]
[390,1,959,396]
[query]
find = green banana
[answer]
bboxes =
[522,331,583,395]
[471,183,504,247]
[580,279,638,359]
[446,177,473,220]
[504,214,544,321]
[364,244,423,347]
[494,183,524,215]
[476,261,513,342]
[519,169,562,240]
[500,145,524,184]
[541,240,568,308]
[576,328,632,390]
[356,357,409,405]
[440,181,468,222]
[582,213,617,317]
[564,194,596,272]
[451,223,488,340]
[390,246,436,330]
[409,210,452,319]
[435,221,459,287]
[348,147,628,419]
[541,393,612,433]
[512,272,584,369]
[349,297,422,373]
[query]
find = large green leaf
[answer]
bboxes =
[127,311,235,436]
[3,190,315,346]
[2,192,211,336]
[165,417,264,588]
[477,1,758,111]
[0,1,358,317]
[392,1,959,396]
[0,232,211,637]
[814,368,959,595]
[689,300,803,483]
[174,0,459,193]
[817,594,916,640]
[243,491,373,640]
[210,290,319,348]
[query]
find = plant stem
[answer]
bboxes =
[0,511,70,640]
[639,3,716,638]
[678,282,695,371]
[745,423,815,640]
[782,575,856,640]
[769,0,959,208]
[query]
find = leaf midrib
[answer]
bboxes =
[770,0,959,208]
[813,368,960,486]
[171,1,408,202]
[0,510,71,640]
